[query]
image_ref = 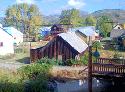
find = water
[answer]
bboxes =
[53,78,125,92]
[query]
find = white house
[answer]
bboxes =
[113,24,123,29]
[0,25,14,55]
[3,27,23,45]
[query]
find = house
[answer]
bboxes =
[110,29,125,50]
[110,29,125,38]
[123,23,125,29]
[0,25,14,55]
[30,32,88,62]
[113,24,123,29]
[50,24,67,35]
[70,26,99,43]
[43,24,67,41]
[3,27,23,45]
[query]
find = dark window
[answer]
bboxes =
[118,27,121,29]
[0,42,3,47]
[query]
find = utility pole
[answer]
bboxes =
[88,36,92,92]
[27,11,31,64]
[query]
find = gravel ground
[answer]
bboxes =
[0,61,26,70]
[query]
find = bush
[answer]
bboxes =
[80,52,97,65]
[0,61,52,92]
[37,57,62,66]
[113,51,123,59]
[18,63,52,92]
[0,69,24,92]
[18,63,52,80]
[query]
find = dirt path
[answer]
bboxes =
[0,62,25,70]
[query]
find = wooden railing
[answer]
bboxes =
[92,58,125,77]
[95,58,125,65]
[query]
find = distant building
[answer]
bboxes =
[39,27,51,37]
[43,24,68,41]
[0,26,14,55]
[30,32,88,62]
[113,24,123,29]
[70,26,99,43]
[110,29,125,38]
[50,24,67,35]
[3,27,23,45]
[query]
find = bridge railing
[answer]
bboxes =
[95,58,125,65]
[92,58,125,76]
[93,63,125,75]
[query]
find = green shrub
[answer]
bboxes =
[113,51,123,59]
[37,57,62,66]
[0,69,24,92]
[80,52,96,65]
[18,63,52,80]
[18,63,52,92]
[0,61,52,92]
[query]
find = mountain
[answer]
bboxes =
[42,14,60,25]
[42,11,89,25]
[80,11,89,18]
[91,9,125,23]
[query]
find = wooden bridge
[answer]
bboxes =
[92,58,125,78]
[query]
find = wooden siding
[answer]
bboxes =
[30,36,79,63]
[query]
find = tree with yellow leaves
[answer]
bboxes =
[5,3,42,41]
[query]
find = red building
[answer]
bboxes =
[30,32,88,62]
[43,24,67,41]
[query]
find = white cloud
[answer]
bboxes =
[16,0,35,4]
[68,0,86,9]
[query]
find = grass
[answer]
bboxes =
[95,49,125,58]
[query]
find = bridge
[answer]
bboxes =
[92,58,125,78]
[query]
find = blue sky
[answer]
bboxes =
[0,0,125,17]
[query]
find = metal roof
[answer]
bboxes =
[110,29,125,38]
[39,27,51,32]
[58,32,88,53]
[3,27,23,36]
[69,26,96,36]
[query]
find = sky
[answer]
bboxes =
[0,0,125,17]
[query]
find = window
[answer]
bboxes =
[0,42,3,47]
[118,27,121,29]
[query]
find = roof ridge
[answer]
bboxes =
[0,27,13,37]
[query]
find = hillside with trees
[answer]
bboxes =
[91,9,125,23]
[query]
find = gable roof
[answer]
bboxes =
[0,27,13,37]
[69,26,96,36]
[113,24,123,29]
[58,32,88,53]
[3,27,23,36]
[110,29,125,38]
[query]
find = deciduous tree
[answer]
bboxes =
[59,8,84,27]
[96,16,113,37]
[85,15,96,26]
[5,3,42,41]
